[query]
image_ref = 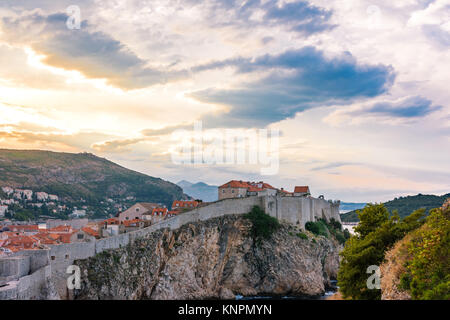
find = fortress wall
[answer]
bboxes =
[0,194,340,300]
[48,241,95,299]
[16,265,51,300]
[95,232,130,254]
[10,249,49,273]
[0,264,51,300]
[0,255,30,279]
[262,196,340,228]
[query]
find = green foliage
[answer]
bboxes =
[399,207,450,300]
[354,204,389,237]
[341,193,450,222]
[296,232,308,240]
[337,205,426,300]
[244,206,280,244]
[305,218,348,245]
[305,220,329,237]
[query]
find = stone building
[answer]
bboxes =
[218,180,278,200]
[118,203,160,222]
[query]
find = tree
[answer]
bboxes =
[354,204,389,238]
[338,205,425,300]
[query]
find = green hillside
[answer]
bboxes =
[341,193,450,222]
[0,149,186,208]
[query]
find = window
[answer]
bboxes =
[126,217,129,220]
[135,217,139,220]
[232,190,234,193]
[136,208,139,212]
[222,190,225,193]
[65,254,69,259]
[51,256,55,260]
[77,234,84,239]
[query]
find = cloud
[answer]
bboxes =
[365,96,442,118]
[331,96,442,123]
[0,12,188,89]
[199,0,336,36]
[0,129,113,151]
[422,24,450,48]
[190,47,395,127]
[91,138,147,153]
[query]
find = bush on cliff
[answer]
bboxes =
[398,206,450,299]
[338,204,426,300]
[244,206,280,244]
[305,220,329,238]
[305,218,349,245]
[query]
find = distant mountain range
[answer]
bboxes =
[177,180,218,202]
[0,149,187,209]
[341,193,450,222]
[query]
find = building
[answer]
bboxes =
[71,209,86,218]
[123,219,147,232]
[118,203,160,222]
[171,200,199,210]
[36,192,49,201]
[8,225,40,235]
[1,187,14,196]
[293,186,311,197]
[0,205,8,217]
[48,194,59,201]
[46,218,88,230]
[218,180,277,200]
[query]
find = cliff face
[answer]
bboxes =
[73,215,341,300]
[380,235,412,300]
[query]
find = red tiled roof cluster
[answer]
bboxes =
[151,207,168,216]
[219,180,310,195]
[8,225,39,233]
[171,200,199,209]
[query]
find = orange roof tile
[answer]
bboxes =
[171,200,199,209]
[294,186,310,193]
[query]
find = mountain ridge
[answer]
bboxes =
[0,149,187,210]
[340,193,450,222]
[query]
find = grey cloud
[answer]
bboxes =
[190,47,395,127]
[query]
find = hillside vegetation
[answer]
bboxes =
[0,149,186,208]
[338,199,449,300]
[341,193,450,222]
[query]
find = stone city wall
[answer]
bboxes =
[0,195,340,299]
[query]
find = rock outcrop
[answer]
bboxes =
[73,215,341,299]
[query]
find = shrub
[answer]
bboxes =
[296,232,308,240]
[400,207,450,300]
[305,220,329,238]
[244,206,280,244]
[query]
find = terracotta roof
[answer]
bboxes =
[218,180,251,189]
[82,226,99,238]
[294,186,310,193]
[219,180,276,191]
[123,219,143,227]
[171,200,199,209]
[48,225,73,233]
[8,225,39,233]
[103,218,120,225]
[151,207,168,216]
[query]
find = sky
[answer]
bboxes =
[0,0,449,202]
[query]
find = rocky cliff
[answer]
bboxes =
[73,215,341,299]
